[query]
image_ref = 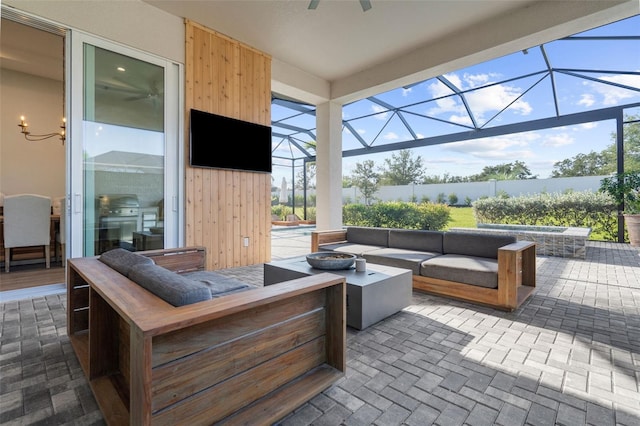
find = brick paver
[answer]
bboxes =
[1,239,639,425]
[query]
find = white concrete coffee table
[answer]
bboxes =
[264,256,412,330]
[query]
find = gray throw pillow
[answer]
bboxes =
[128,263,212,307]
[99,248,155,276]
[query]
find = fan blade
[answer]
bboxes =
[360,0,372,11]
[308,0,319,10]
[113,75,151,93]
[124,95,150,101]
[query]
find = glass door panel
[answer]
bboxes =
[82,44,166,256]
[70,36,183,256]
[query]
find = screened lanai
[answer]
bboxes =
[271,13,640,198]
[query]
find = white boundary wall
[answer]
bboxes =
[341,175,608,204]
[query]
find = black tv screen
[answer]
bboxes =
[189,109,272,173]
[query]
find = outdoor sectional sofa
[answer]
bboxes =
[67,246,346,425]
[311,226,536,311]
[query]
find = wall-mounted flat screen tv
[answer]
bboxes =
[189,108,272,173]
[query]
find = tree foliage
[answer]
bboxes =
[380,149,426,185]
[295,141,317,189]
[551,114,639,177]
[468,160,536,181]
[551,151,614,177]
[351,160,380,205]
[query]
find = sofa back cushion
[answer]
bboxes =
[99,248,155,276]
[443,232,516,259]
[128,263,212,307]
[388,229,443,253]
[346,227,389,247]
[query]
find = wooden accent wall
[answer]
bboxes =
[184,20,272,270]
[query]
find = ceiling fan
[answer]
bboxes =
[308,0,372,12]
[96,79,163,112]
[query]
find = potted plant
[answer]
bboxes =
[599,171,640,246]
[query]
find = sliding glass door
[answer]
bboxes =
[68,32,183,258]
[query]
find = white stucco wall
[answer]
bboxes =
[342,175,609,204]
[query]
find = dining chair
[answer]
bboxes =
[3,194,52,272]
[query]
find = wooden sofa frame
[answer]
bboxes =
[67,246,346,425]
[312,229,536,311]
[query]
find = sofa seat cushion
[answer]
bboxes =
[346,226,389,246]
[420,254,499,289]
[128,263,212,307]
[319,243,385,256]
[388,229,443,253]
[99,248,155,276]
[443,232,516,259]
[363,248,440,275]
[182,271,255,297]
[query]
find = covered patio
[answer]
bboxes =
[1,1,639,424]
[2,231,639,424]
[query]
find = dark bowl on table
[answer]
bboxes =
[306,252,356,270]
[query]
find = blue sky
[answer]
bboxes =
[272,14,640,186]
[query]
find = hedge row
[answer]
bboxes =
[472,191,618,240]
[343,201,451,230]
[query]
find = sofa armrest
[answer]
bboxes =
[497,241,536,309]
[311,229,347,252]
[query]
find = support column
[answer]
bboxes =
[316,101,343,230]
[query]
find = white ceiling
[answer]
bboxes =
[2,1,638,105]
[143,0,639,103]
[0,17,63,81]
[146,0,524,82]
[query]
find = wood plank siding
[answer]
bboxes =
[185,20,272,270]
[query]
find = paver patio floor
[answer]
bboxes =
[1,230,639,425]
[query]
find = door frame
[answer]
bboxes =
[67,30,184,258]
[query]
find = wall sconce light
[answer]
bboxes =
[18,116,66,143]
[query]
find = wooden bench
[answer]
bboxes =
[67,246,346,425]
[312,229,536,311]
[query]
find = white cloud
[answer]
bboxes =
[383,132,399,140]
[541,133,574,148]
[402,87,412,97]
[443,135,536,160]
[577,122,598,130]
[357,128,366,135]
[449,114,473,126]
[464,72,498,88]
[588,73,640,106]
[466,84,532,116]
[371,104,389,120]
[577,93,595,107]
[426,72,532,123]
[424,156,482,167]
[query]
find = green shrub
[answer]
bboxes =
[448,193,458,206]
[472,191,617,240]
[271,205,316,221]
[303,207,316,221]
[343,201,451,230]
[271,204,291,220]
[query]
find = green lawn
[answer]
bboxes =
[445,206,611,241]
[445,206,477,230]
